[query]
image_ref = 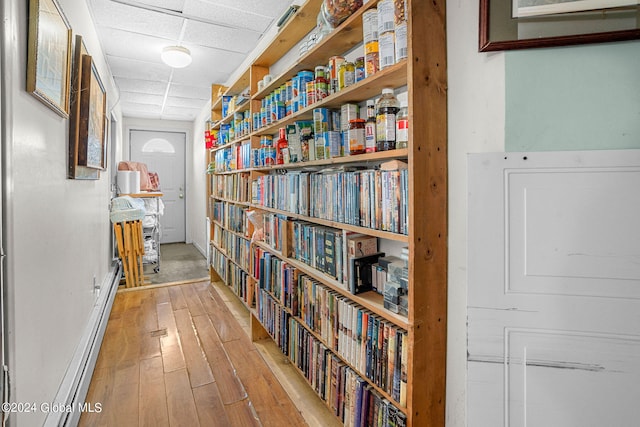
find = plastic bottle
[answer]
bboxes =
[395,102,408,149]
[348,118,366,155]
[276,128,288,164]
[364,101,377,153]
[375,88,399,151]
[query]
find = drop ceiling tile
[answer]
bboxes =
[170,62,232,87]
[161,105,204,118]
[120,92,167,105]
[121,100,164,114]
[89,0,184,38]
[164,96,207,110]
[168,44,244,78]
[115,77,169,95]
[182,0,274,33]
[88,0,297,120]
[109,56,172,82]
[183,20,260,54]
[167,82,215,99]
[98,28,173,65]
[193,0,292,19]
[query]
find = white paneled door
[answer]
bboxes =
[467,150,640,427]
[130,130,186,244]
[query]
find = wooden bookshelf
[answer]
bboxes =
[206,0,448,425]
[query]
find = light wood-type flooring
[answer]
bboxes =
[79,280,321,427]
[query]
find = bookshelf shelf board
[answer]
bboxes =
[210,240,249,273]
[211,84,228,114]
[253,0,381,99]
[228,284,255,312]
[209,140,235,153]
[213,105,251,128]
[253,0,323,67]
[210,240,228,258]
[211,220,250,240]
[254,241,409,329]
[216,167,253,175]
[252,61,407,137]
[223,68,251,98]
[249,205,410,244]
[209,135,252,153]
[252,148,409,171]
[210,195,251,207]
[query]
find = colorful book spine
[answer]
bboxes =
[252,168,408,235]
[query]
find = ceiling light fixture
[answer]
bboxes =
[161,46,192,68]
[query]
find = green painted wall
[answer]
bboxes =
[505,41,640,152]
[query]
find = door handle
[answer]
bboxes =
[179,193,184,199]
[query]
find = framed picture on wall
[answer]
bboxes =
[78,55,107,170]
[26,0,72,117]
[480,0,640,51]
[68,35,99,180]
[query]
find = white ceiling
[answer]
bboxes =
[87,0,296,121]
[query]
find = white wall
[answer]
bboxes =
[2,0,122,424]
[446,2,505,426]
[191,107,211,255]
[122,117,208,253]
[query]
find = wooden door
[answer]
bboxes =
[467,150,640,426]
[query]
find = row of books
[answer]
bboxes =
[295,275,408,404]
[214,230,251,271]
[257,219,382,296]
[212,223,223,248]
[309,168,409,235]
[212,201,252,238]
[254,252,406,404]
[210,244,227,282]
[225,203,250,236]
[251,168,408,235]
[291,222,383,295]
[291,221,344,283]
[213,141,252,172]
[255,288,289,353]
[212,200,225,225]
[211,172,251,203]
[251,171,310,216]
[263,213,290,254]
[228,262,254,307]
[255,289,407,426]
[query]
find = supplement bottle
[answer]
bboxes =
[395,102,408,149]
[348,118,366,155]
[375,88,399,151]
[364,101,376,153]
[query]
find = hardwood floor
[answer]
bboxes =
[79,281,308,427]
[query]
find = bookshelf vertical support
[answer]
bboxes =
[407,0,448,425]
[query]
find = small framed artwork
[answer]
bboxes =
[480,0,640,51]
[68,35,99,179]
[78,55,107,170]
[26,0,72,117]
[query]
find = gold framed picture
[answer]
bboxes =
[26,0,72,117]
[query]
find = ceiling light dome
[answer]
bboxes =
[161,46,192,68]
